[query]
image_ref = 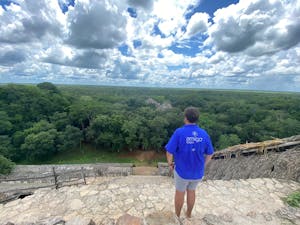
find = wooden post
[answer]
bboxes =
[52,167,58,189]
[81,167,86,185]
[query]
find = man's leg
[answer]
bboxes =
[186,189,196,218]
[175,190,185,217]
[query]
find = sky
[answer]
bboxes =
[0,0,300,92]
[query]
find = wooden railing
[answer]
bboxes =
[0,167,86,204]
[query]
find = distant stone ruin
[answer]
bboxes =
[145,98,172,111]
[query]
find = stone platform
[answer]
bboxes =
[0,176,299,225]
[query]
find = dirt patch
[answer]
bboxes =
[119,150,165,162]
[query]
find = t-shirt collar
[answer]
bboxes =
[184,124,197,127]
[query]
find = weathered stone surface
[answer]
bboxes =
[0,176,299,225]
[202,214,226,225]
[157,163,170,176]
[219,213,233,223]
[116,214,142,225]
[205,147,300,182]
[65,216,95,225]
[39,217,65,225]
[276,206,300,225]
[99,217,115,225]
[53,221,66,225]
[145,211,180,225]
[69,199,85,210]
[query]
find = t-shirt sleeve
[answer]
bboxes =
[205,134,214,155]
[165,129,179,154]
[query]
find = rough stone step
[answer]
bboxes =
[132,167,159,175]
[1,176,300,225]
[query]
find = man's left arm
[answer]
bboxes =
[204,134,214,168]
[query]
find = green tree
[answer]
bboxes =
[57,125,83,152]
[122,119,141,151]
[0,135,14,159]
[218,134,241,150]
[23,120,55,135]
[21,129,58,161]
[148,116,169,151]
[20,120,58,161]
[87,114,125,151]
[50,112,70,131]
[0,155,15,175]
[37,82,60,93]
[0,111,13,135]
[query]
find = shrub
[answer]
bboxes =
[284,190,300,208]
[0,155,15,175]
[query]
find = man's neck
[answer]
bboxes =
[184,122,196,125]
[184,117,196,125]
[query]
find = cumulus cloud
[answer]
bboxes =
[0,0,64,44]
[153,0,198,37]
[208,0,300,56]
[43,47,110,69]
[0,0,299,91]
[65,0,127,49]
[106,57,142,80]
[127,0,154,11]
[184,12,210,38]
[0,48,27,66]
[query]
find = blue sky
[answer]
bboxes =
[0,0,300,91]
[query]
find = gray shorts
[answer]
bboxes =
[174,170,201,192]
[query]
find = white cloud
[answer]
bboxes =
[153,0,198,37]
[0,0,64,44]
[0,46,27,66]
[184,12,210,39]
[42,46,110,69]
[65,0,127,49]
[106,57,143,80]
[127,0,154,11]
[0,0,299,92]
[208,0,300,56]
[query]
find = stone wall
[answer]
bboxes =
[204,147,300,182]
[2,147,299,183]
[0,163,134,183]
[158,147,300,182]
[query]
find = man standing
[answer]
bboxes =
[165,107,214,223]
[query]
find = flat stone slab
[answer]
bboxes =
[0,176,299,225]
[132,167,159,175]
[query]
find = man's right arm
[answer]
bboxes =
[166,151,174,170]
[165,129,178,171]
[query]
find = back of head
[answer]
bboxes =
[184,107,199,123]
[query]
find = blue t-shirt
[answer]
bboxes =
[165,124,214,180]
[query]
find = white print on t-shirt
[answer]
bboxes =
[186,131,203,144]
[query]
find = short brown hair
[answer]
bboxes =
[184,107,199,123]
